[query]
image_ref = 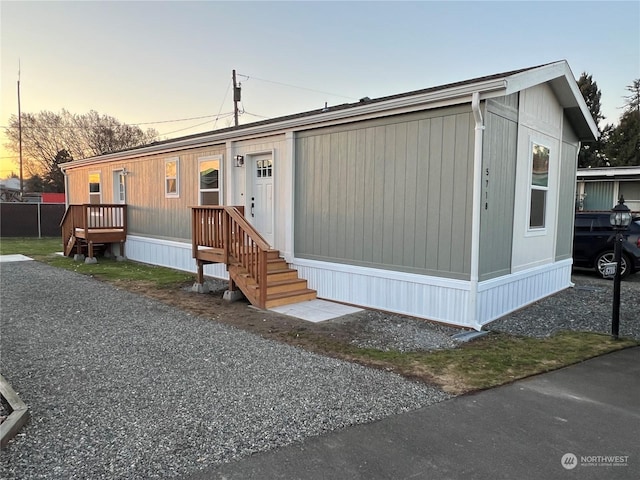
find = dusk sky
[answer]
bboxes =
[1,1,638,178]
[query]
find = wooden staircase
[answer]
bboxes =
[64,235,108,258]
[192,206,316,309]
[229,249,316,308]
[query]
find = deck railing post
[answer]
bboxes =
[192,208,198,258]
[223,209,230,264]
[259,250,267,308]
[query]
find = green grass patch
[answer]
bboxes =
[1,236,194,288]
[349,331,638,393]
[0,237,63,256]
[43,256,195,287]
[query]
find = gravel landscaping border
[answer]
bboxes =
[0,261,450,479]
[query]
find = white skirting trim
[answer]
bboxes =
[125,235,228,279]
[292,257,573,330]
[292,258,472,327]
[476,258,573,326]
[123,237,572,330]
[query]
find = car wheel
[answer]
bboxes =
[595,251,630,279]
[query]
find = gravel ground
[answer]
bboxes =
[487,271,640,340]
[341,310,461,352]
[329,271,639,352]
[0,261,449,480]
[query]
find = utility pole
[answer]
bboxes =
[17,60,23,198]
[232,69,241,127]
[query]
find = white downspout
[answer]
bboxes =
[470,92,484,330]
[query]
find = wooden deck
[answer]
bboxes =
[61,204,127,259]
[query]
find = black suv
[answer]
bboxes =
[573,211,640,278]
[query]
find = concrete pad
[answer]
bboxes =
[269,299,363,323]
[0,254,33,263]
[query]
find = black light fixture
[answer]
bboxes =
[609,195,632,340]
[234,155,244,167]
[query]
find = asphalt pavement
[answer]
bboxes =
[186,347,640,480]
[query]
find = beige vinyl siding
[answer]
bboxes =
[295,105,474,280]
[478,97,518,281]
[65,145,225,242]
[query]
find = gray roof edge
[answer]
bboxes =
[62,60,596,169]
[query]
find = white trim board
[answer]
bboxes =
[122,236,572,330]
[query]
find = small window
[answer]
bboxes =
[529,143,549,229]
[256,159,273,178]
[199,156,221,205]
[165,158,180,197]
[89,172,101,204]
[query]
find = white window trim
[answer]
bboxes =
[113,169,126,204]
[165,157,180,198]
[89,171,102,204]
[526,140,550,236]
[198,154,222,206]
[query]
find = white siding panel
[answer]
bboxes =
[292,258,472,327]
[126,235,228,279]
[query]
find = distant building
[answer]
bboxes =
[576,166,640,212]
[0,178,21,202]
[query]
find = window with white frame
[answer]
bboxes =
[89,172,101,204]
[529,143,550,229]
[199,156,221,205]
[165,158,180,197]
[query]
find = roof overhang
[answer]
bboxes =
[61,77,509,170]
[505,61,599,142]
[62,60,598,171]
[577,167,640,181]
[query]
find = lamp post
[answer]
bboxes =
[609,196,632,340]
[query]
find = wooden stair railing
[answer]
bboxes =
[60,205,85,257]
[191,206,316,309]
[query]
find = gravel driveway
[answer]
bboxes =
[0,261,449,479]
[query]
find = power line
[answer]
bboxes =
[129,114,220,126]
[237,73,357,101]
[213,79,232,131]
[157,112,236,137]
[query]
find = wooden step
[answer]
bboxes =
[267,268,300,282]
[265,289,317,308]
[65,235,77,257]
[229,257,288,271]
[266,249,280,260]
[247,278,309,296]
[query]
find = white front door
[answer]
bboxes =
[250,154,274,246]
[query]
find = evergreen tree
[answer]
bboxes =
[605,79,640,166]
[577,72,609,168]
[43,149,73,192]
